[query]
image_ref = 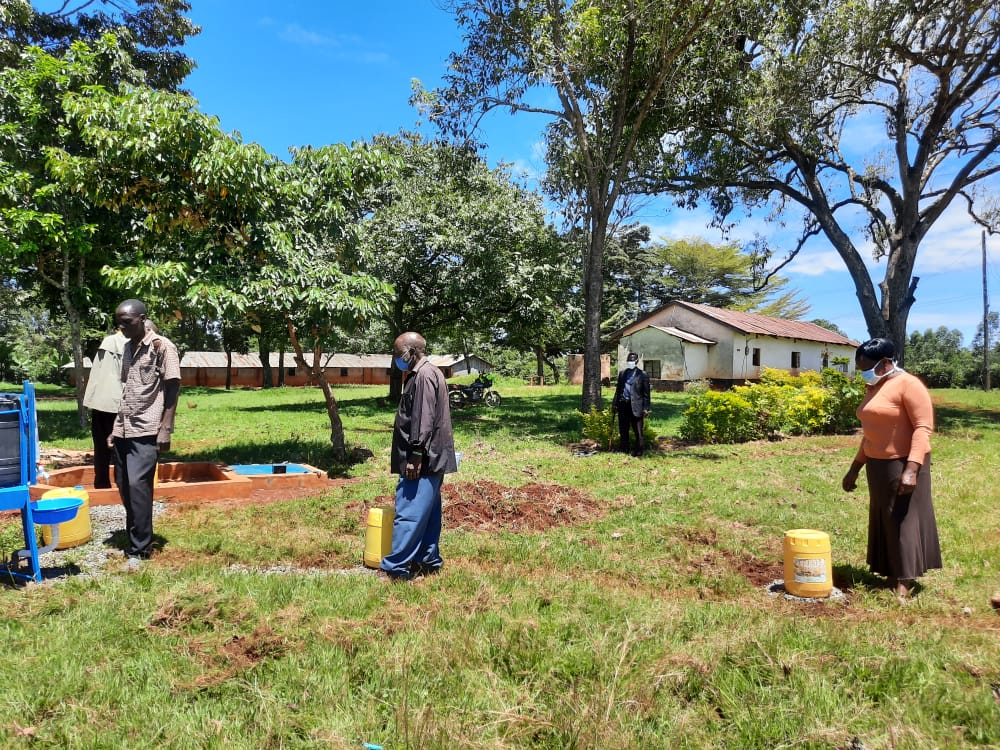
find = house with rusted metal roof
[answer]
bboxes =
[610,301,858,387]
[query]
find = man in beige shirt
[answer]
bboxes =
[83,329,125,489]
[111,299,180,560]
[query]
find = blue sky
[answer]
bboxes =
[175,2,997,345]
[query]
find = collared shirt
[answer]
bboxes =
[620,368,637,402]
[391,358,458,476]
[83,331,126,414]
[112,331,181,439]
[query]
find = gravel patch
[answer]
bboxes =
[765,579,846,602]
[23,502,167,580]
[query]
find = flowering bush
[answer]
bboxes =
[679,368,864,444]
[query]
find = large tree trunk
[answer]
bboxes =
[259,335,272,389]
[287,321,346,462]
[225,348,232,390]
[581,216,608,412]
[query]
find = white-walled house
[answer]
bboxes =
[612,301,858,386]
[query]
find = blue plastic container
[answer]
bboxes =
[31,496,83,526]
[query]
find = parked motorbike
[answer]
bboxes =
[448,373,501,408]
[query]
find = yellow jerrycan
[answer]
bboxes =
[41,485,92,549]
[364,506,395,569]
[783,529,833,598]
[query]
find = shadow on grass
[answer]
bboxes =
[833,563,886,592]
[37,409,88,444]
[934,402,1000,434]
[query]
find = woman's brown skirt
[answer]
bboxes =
[865,455,942,580]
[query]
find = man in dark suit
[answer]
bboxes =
[612,352,651,456]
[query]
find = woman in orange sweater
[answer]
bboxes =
[842,338,942,602]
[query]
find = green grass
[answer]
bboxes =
[1,382,998,749]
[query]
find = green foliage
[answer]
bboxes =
[680,368,864,443]
[638,237,810,319]
[581,404,616,450]
[2,385,999,747]
[580,403,657,451]
[679,390,762,443]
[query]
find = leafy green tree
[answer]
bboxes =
[642,237,810,318]
[57,79,397,461]
[660,0,1000,362]
[1,0,198,90]
[970,311,1000,388]
[905,327,976,388]
[360,133,563,397]
[810,319,849,338]
[0,38,153,423]
[426,0,736,410]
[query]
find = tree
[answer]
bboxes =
[809,319,849,338]
[1,0,198,90]
[1,0,197,418]
[641,237,810,318]
[427,0,734,410]
[360,133,562,398]
[0,38,153,424]
[905,327,975,387]
[661,0,1000,363]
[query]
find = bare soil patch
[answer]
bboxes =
[358,479,606,533]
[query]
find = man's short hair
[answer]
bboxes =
[626,352,639,361]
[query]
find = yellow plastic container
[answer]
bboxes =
[364,506,394,569]
[783,529,833,598]
[40,486,92,549]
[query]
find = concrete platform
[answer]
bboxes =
[31,462,253,505]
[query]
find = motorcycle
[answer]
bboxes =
[448,373,502,408]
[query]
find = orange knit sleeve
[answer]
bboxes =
[902,376,934,464]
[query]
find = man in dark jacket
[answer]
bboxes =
[381,331,458,581]
[612,352,651,456]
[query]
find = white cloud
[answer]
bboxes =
[277,23,389,64]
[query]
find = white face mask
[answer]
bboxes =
[861,360,895,385]
[626,361,637,369]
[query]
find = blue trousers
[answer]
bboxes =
[380,473,444,579]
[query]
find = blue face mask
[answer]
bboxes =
[395,356,410,372]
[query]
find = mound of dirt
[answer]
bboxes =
[363,479,605,533]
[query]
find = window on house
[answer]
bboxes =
[340,368,348,377]
[791,352,801,369]
[286,368,296,377]
[752,348,761,366]
[822,353,829,368]
[645,360,661,380]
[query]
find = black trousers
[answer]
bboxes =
[90,410,117,489]
[617,405,645,454]
[113,435,158,556]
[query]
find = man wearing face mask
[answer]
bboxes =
[842,338,941,603]
[381,331,458,581]
[611,351,651,457]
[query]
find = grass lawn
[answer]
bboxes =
[1,379,998,749]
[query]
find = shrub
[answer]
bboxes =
[679,390,762,443]
[680,368,864,444]
[581,405,658,451]
[581,405,616,450]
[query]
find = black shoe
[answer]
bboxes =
[379,569,411,582]
[413,563,442,577]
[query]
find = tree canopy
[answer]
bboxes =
[659,0,1000,362]
[428,0,737,410]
